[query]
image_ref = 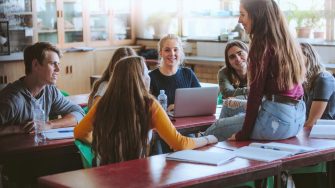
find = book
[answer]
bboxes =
[234,142,316,162]
[310,120,335,139]
[166,150,236,166]
[44,127,74,140]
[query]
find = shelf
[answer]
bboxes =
[9,26,33,31]
[65,29,83,32]
[38,29,57,33]
[90,28,108,32]
[6,12,33,16]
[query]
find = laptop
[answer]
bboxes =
[169,87,219,118]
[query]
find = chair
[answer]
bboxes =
[74,140,94,168]
[60,90,70,97]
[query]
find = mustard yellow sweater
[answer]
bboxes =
[74,99,196,150]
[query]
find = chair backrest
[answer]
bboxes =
[74,139,94,168]
[60,90,70,96]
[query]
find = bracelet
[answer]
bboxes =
[204,136,210,145]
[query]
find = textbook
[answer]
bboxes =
[44,127,74,140]
[166,150,236,166]
[310,120,335,139]
[234,142,316,162]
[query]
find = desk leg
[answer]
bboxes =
[273,173,282,188]
[327,161,335,188]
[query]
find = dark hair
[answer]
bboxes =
[223,40,249,88]
[300,42,325,91]
[88,47,137,109]
[240,0,305,90]
[23,42,61,75]
[92,56,154,165]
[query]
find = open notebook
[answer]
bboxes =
[233,142,316,162]
[310,120,335,139]
[44,127,74,140]
[166,150,236,166]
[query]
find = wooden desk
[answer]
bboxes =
[0,134,82,186]
[38,146,280,188]
[172,115,216,135]
[66,93,89,107]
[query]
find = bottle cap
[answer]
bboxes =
[160,90,165,94]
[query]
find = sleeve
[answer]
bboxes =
[74,102,97,141]
[0,100,14,126]
[189,69,201,87]
[218,68,247,98]
[50,88,85,123]
[151,99,196,150]
[149,71,159,98]
[235,56,269,140]
[312,73,335,101]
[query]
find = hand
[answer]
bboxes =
[206,135,218,144]
[228,133,236,141]
[22,121,35,133]
[167,104,175,112]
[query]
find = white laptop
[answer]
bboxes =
[169,87,219,118]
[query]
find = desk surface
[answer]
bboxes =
[38,146,279,188]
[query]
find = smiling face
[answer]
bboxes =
[227,46,248,72]
[159,39,181,68]
[34,50,60,85]
[238,4,252,34]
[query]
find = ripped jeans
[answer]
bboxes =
[205,99,306,141]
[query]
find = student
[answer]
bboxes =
[0,42,84,136]
[87,47,137,109]
[218,40,249,118]
[74,56,217,165]
[300,43,335,127]
[149,34,200,111]
[218,40,249,99]
[205,0,306,141]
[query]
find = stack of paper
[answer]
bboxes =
[234,142,316,162]
[166,150,236,166]
[310,120,335,139]
[44,127,74,140]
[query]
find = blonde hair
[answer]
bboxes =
[157,34,185,66]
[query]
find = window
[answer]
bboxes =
[137,0,335,42]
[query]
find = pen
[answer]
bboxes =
[58,130,74,133]
[260,146,280,151]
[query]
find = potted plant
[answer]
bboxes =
[146,12,175,39]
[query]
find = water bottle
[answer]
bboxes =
[158,90,168,111]
[33,104,47,144]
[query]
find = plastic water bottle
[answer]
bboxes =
[33,104,46,144]
[158,90,168,111]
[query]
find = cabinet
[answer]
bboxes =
[56,51,94,94]
[0,61,25,84]
[36,0,135,48]
[0,0,35,53]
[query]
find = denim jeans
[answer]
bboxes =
[205,99,306,141]
[219,99,247,118]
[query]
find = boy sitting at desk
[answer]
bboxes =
[0,42,84,136]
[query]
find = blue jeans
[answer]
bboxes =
[205,99,306,141]
[219,99,247,118]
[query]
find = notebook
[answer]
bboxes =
[169,87,219,117]
[233,142,316,162]
[166,150,236,166]
[44,127,74,140]
[310,119,335,139]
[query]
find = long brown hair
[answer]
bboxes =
[92,56,154,165]
[300,42,326,92]
[240,0,305,90]
[223,40,249,88]
[88,47,137,108]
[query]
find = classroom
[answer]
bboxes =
[1,0,335,188]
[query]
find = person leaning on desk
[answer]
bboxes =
[74,56,217,166]
[0,42,84,136]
